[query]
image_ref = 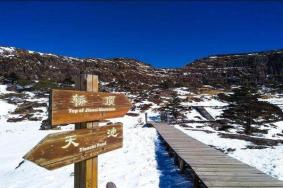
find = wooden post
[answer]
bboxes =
[75,74,98,188]
[192,173,201,188]
[178,157,185,174]
[145,113,148,124]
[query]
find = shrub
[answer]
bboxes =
[32,80,58,91]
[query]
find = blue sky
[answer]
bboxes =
[0,1,283,68]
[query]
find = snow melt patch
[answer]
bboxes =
[173,87,191,96]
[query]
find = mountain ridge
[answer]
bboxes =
[1,46,283,92]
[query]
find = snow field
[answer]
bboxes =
[98,115,160,188]
[0,107,162,187]
[0,85,189,188]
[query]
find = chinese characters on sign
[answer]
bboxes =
[68,95,118,115]
[23,124,123,170]
[61,135,79,149]
[71,95,116,108]
[107,127,118,138]
[50,90,131,125]
[104,96,116,106]
[71,94,87,107]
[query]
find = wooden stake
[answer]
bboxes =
[75,74,98,188]
[145,113,148,124]
[178,157,185,174]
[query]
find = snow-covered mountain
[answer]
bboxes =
[1,46,283,95]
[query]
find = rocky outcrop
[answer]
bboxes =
[184,50,283,87]
[1,46,283,92]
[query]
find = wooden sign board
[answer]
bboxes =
[24,124,123,170]
[50,89,131,126]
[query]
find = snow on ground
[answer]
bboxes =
[3,84,282,187]
[100,115,191,188]
[98,115,160,188]
[173,87,191,96]
[181,95,228,107]
[231,145,283,180]
[0,86,190,188]
[0,85,12,94]
[265,121,283,139]
[184,109,206,121]
[204,107,223,119]
[0,91,72,188]
[260,96,283,111]
[0,97,15,119]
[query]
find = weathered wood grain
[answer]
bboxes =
[74,74,98,188]
[50,89,131,125]
[24,124,123,170]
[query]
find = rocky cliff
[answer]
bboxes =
[184,50,283,87]
[1,46,283,92]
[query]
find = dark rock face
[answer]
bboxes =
[1,46,283,91]
[184,50,283,87]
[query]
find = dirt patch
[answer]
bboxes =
[138,103,152,112]
[0,93,28,104]
[12,101,47,115]
[184,128,215,134]
[219,133,283,146]
[244,145,269,149]
[126,112,140,117]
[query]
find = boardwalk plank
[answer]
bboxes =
[152,122,283,188]
[205,181,283,187]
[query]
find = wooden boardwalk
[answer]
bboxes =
[153,122,283,188]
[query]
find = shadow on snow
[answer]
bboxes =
[154,135,193,188]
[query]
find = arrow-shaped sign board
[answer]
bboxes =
[24,124,123,170]
[50,89,131,126]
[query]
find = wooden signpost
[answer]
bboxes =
[50,89,131,126]
[24,124,123,170]
[24,74,131,188]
